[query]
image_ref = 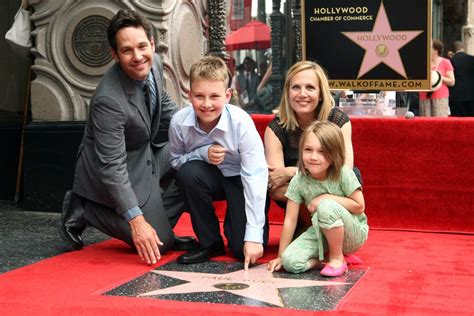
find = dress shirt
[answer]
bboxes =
[169,104,268,243]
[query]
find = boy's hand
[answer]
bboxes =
[208,144,226,165]
[243,241,264,270]
[267,257,282,272]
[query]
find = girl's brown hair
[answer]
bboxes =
[297,121,345,181]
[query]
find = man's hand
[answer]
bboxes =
[208,144,226,165]
[243,241,264,270]
[129,215,163,265]
[267,257,282,272]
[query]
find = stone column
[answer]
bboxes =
[270,0,285,109]
[207,0,228,61]
[463,0,474,53]
[291,0,302,62]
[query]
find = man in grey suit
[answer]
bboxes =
[60,10,196,265]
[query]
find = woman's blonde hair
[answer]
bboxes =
[189,56,229,88]
[297,121,345,181]
[277,61,334,130]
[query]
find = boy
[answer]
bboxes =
[169,56,269,270]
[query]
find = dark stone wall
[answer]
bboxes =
[19,122,85,212]
[443,0,468,54]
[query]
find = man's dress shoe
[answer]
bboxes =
[59,190,87,251]
[177,241,225,264]
[173,235,199,251]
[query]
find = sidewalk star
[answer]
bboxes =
[140,264,346,307]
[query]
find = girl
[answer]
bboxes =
[267,121,368,277]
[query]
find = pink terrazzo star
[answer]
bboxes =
[341,3,423,78]
[140,264,346,307]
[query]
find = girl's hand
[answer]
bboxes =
[307,194,329,214]
[267,257,283,272]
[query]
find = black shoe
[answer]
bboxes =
[59,190,87,251]
[173,235,199,251]
[177,240,225,264]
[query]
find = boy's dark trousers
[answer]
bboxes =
[175,160,269,260]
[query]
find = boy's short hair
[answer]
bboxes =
[297,121,345,181]
[189,56,229,88]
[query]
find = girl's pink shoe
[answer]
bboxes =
[320,262,348,277]
[344,254,362,265]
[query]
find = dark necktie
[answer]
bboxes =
[144,77,157,116]
[246,73,250,92]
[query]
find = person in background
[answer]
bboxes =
[268,121,367,277]
[264,60,359,234]
[236,56,261,112]
[419,39,455,117]
[449,41,474,116]
[169,56,269,270]
[59,10,196,266]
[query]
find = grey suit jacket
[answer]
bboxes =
[73,54,177,215]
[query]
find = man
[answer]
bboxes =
[236,56,261,112]
[449,41,474,116]
[59,10,196,265]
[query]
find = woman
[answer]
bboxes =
[419,39,455,117]
[264,61,357,229]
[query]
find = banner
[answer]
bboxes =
[302,0,431,91]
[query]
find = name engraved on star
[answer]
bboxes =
[201,275,276,284]
[201,276,232,281]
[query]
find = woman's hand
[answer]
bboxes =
[268,167,294,190]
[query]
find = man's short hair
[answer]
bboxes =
[107,10,153,52]
[453,41,464,52]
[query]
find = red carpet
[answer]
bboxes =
[1,116,473,314]
[0,214,473,315]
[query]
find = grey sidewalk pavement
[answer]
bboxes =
[0,200,108,274]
